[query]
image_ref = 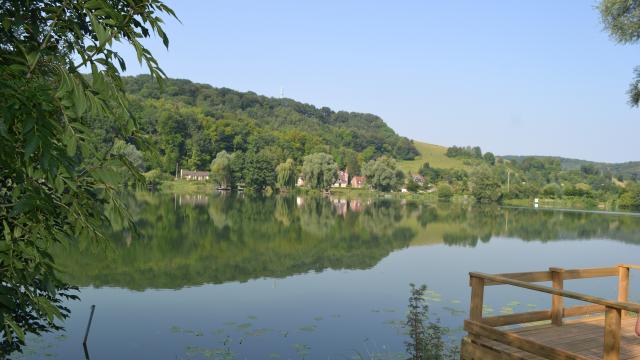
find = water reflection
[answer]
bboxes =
[52,193,640,291]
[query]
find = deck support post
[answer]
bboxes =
[469,275,485,322]
[604,306,621,360]
[549,267,564,326]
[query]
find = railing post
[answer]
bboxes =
[617,264,630,303]
[469,275,485,322]
[604,306,621,360]
[549,267,564,326]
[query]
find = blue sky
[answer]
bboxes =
[118,1,639,163]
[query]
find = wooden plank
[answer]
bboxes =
[469,272,640,313]
[483,310,551,327]
[470,276,485,322]
[604,306,622,360]
[564,304,605,318]
[484,267,619,286]
[551,268,564,326]
[563,267,619,280]
[464,320,591,360]
[485,271,552,286]
[618,264,640,271]
[461,336,534,360]
[516,321,606,344]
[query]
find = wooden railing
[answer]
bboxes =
[465,264,640,360]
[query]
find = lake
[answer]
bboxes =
[14,192,640,359]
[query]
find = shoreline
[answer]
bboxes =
[156,179,639,215]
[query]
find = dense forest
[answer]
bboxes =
[88,75,418,177]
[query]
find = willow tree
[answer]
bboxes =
[0,0,175,354]
[301,153,338,190]
[600,0,640,105]
[275,158,296,190]
[211,151,233,189]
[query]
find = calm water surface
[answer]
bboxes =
[15,193,640,359]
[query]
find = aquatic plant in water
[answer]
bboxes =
[406,284,459,360]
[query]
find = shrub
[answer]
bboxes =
[144,169,170,189]
[437,183,454,201]
[542,183,563,198]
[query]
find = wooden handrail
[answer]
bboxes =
[470,272,640,313]
[619,264,640,270]
[482,267,619,286]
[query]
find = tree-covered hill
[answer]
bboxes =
[503,155,640,180]
[103,75,418,174]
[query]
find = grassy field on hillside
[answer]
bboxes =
[398,141,468,173]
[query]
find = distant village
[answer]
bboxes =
[179,169,427,192]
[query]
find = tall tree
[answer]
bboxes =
[243,151,276,192]
[275,158,297,190]
[363,156,401,192]
[470,166,503,203]
[483,152,496,166]
[301,153,338,190]
[600,0,640,105]
[0,0,175,353]
[210,151,233,189]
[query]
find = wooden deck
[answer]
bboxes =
[460,264,640,360]
[463,317,640,359]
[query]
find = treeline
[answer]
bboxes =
[200,151,405,193]
[88,75,418,178]
[414,153,640,210]
[445,145,496,165]
[503,155,640,181]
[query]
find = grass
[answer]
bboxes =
[158,179,213,193]
[398,141,468,173]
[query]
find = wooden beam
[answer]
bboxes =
[618,265,630,319]
[470,276,485,322]
[618,263,640,270]
[464,320,590,360]
[483,267,619,286]
[483,310,550,327]
[617,265,629,303]
[603,306,621,360]
[484,271,551,285]
[550,267,564,326]
[469,272,640,313]
[563,304,605,318]
[562,267,618,280]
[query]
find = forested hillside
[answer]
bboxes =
[91,75,418,175]
[503,156,640,180]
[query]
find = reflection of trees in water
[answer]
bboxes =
[51,194,640,290]
[440,206,640,247]
[53,193,416,290]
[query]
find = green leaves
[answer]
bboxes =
[0,0,176,354]
[600,0,640,106]
[63,126,77,157]
[5,318,25,343]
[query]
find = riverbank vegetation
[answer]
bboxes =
[153,141,640,212]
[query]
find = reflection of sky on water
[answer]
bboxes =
[17,195,640,359]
